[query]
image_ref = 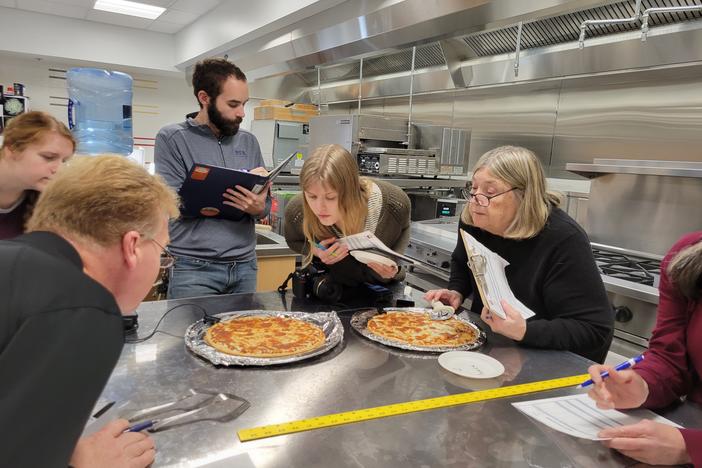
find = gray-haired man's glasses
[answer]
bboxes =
[150,238,175,269]
[461,187,517,207]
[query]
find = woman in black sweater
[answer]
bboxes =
[425,145,613,363]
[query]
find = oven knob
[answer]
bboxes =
[440,261,450,269]
[614,306,633,323]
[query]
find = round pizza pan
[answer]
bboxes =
[185,310,344,366]
[350,307,486,353]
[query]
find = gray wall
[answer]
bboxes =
[327,65,702,179]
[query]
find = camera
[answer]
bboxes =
[291,264,343,303]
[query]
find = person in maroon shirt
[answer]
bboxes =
[0,111,75,239]
[587,231,702,466]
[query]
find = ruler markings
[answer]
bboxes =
[238,374,588,441]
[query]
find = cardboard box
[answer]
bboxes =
[260,99,291,107]
[258,100,317,112]
[292,103,317,112]
[254,106,317,123]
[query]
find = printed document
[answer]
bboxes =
[339,231,418,265]
[512,393,682,440]
[460,230,535,319]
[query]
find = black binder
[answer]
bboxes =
[178,151,297,221]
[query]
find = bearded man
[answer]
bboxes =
[155,58,271,298]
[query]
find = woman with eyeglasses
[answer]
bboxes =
[425,145,614,363]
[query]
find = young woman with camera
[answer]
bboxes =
[284,144,411,287]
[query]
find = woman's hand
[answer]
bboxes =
[586,364,649,410]
[367,262,398,279]
[70,419,155,468]
[223,180,271,216]
[599,420,690,466]
[423,289,463,310]
[312,237,349,265]
[480,299,526,341]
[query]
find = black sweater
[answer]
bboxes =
[448,207,614,363]
[0,232,124,467]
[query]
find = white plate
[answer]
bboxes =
[349,250,397,268]
[438,351,505,379]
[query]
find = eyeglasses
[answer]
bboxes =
[149,238,175,269]
[461,186,517,207]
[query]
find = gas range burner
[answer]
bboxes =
[592,248,661,288]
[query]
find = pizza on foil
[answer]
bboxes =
[367,311,478,348]
[204,316,326,358]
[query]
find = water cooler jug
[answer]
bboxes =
[67,68,133,155]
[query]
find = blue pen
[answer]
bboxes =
[314,241,338,257]
[126,420,154,432]
[577,354,645,389]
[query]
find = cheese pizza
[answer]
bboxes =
[367,311,478,348]
[204,316,326,358]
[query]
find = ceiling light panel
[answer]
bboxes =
[93,0,165,20]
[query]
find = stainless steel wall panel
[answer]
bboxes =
[315,68,455,104]
[552,66,702,178]
[587,173,702,255]
[451,83,561,171]
[380,95,455,126]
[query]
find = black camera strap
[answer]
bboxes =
[278,272,295,293]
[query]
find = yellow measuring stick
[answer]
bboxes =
[238,373,588,442]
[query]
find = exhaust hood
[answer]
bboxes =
[220,0,702,102]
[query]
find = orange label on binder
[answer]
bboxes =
[200,207,220,217]
[191,166,210,181]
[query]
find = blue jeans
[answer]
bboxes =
[167,255,258,299]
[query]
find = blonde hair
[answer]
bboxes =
[460,145,562,239]
[667,240,702,301]
[27,155,179,246]
[300,144,369,264]
[0,111,76,155]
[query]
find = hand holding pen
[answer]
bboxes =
[312,238,348,265]
[583,355,650,410]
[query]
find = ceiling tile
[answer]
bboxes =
[17,0,88,18]
[138,0,176,7]
[168,0,220,15]
[157,8,198,25]
[85,8,153,29]
[49,0,96,7]
[147,19,182,33]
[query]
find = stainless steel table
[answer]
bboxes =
[98,290,701,467]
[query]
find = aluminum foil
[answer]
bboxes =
[350,307,486,353]
[185,310,343,366]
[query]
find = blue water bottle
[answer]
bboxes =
[67,68,133,155]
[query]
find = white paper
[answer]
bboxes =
[460,230,535,319]
[339,231,418,265]
[512,393,682,440]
